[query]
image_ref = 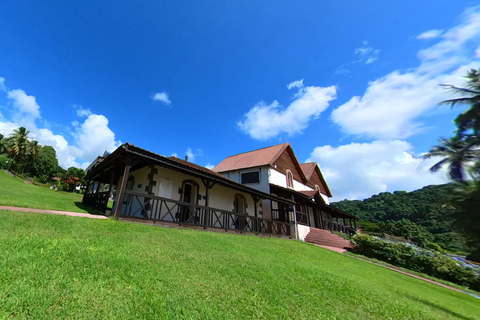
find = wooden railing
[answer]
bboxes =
[83,191,110,211]
[120,190,291,236]
[326,221,356,236]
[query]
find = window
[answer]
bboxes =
[241,171,260,184]
[286,170,293,188]
[315,185,321,194]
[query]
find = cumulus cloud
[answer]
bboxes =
[0,78,121,169]
[332,6,480,139]
[7,89,41,120]
[287,79,304,90]
[184,148,203,162]
[0,77,6,91]
[205,163,215,170]
[417,29,443,40]
[238,82,337,140]
[307,140,448,201]
[152,91,171,105]
[74,105,92,117]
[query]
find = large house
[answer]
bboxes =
[213,143,357,237]
[83,142,357,240]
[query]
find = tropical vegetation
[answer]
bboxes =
[0,126,85,189]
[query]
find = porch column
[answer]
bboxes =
[113,155,132,219]
[201,179,215,228]
[353,219,357,231]
[82,180,91,204]
[291,195,298,239]
[251,194,260,233]
[102,168,116,214]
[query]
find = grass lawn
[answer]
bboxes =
[1,211,479,319]
[0,170,97,214]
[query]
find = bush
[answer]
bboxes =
[467,248,480,263]
[0,154,9,169]
[352,234,480,291]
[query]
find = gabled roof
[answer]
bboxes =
[299,162,316,180]
[213,143,290,173]
[300,162,333,197]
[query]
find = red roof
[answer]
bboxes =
[213,143,290,172]
[299,162,316,180]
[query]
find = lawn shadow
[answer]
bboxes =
[74,202,106,216]
[401,292,476,320]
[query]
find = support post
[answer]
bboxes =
[113,155,132,220]
[102,168,116,214]
[251,194,260,233]
[353,219,357,231]
[202,179,215,228]
[291,195,298,239]
[83,180,91,204]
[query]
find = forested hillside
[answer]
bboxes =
[332,184,470,253]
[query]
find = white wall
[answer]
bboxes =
[268,169,314,192]
[114,164,262,221]
[219,166,270,193]
[297,224,310,241]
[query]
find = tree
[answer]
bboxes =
[31,146,59,183]
[21,140,42,174]
[7,127,30,171]
[441,69,480,136]
[379,219,434,248]
[422,136,479,181]
[0,133,7,154]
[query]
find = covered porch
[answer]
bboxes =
[270,184,358,236]
[83,143,296,237]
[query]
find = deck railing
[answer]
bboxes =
[326,221,356,236]
[120,190,291,236]
[83,191,110,211]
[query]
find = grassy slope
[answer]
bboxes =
[1,211,479,319]
[0,170,92,213]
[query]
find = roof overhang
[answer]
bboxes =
[86,143,294,206]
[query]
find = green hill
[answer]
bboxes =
[0,210,479,319]
[332,184,470,252]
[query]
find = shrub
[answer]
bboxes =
[352,234,480,291]
[0,154,9,169]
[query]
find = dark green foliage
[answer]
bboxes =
[0,154,9,169]
[31,146,58,183]
[352,234,480,291]
[379,219,434,247]
[467,248,480,263]
[332,184,470,253]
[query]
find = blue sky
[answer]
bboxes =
[1,1,479,200]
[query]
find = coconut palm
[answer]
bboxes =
[0,134,7,154]
[423,136,479,181]
[441,69,480,135]
[22,140,42,173]
[7,127,30,171]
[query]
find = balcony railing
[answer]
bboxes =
[120,190,291,237]
[326,220,356,236]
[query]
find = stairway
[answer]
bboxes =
[304,227,353,250]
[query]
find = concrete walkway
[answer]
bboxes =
[0,206,108,219]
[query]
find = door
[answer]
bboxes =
[234,194,247,230]
[180,181,198,223]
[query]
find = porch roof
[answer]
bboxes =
[85,143,294,206]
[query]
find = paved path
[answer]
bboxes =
[0,206,108,219]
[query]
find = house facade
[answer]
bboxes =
[213,143,357,236]
[83,143,295,237]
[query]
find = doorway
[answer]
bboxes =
[234,194,247,230]
[179,180,199,223]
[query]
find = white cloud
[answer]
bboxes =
[0,77,6,92]
[205,163,215,170]
[170,152,178,158]
[152,91,171,105]
[354,41,380,64]
[476,45,480,58]
[417,29,443,40]
[287,79,304,90]
[332,6,480,139]
[7,89,41,120]
[75,105,92,117]
[0,79,121,169]
[307,140,448,201]
[238,83,337,140]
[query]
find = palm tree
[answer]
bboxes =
[441,69,480,136]
[22,140,42,173]
[423,136,479,181]
[0,134,7,154]
[7,127,30,171]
